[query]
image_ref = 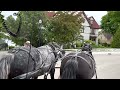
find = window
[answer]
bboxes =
[80,26,84,33]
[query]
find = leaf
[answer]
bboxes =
[101,11,120,35]
[0,11,48,47]
[46,11,84,45]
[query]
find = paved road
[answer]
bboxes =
[1,51,120,79]
[38,53,120,79]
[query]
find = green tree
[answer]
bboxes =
[46,11,84,46]
[1,11,48,47]
[0,11,4,28]
[111,26,120,48]
[101,11,120,35]
[0,12,10,40]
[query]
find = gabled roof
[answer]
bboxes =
[78,11,101,29]
[88,16,101,29]
[78,11,91,27]
[103,33,112,40]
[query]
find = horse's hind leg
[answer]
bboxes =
[50,68,55,79]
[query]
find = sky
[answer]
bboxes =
[1,11,107,25]
[1,11,107,46]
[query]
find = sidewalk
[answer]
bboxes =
[92,52,120,55]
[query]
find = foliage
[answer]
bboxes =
[46,11,84,45]
[101,11,120,35]
[0,39,5,44]
[9,46,15,49]
[111,26,120,48]
[0,42,8,51]
[1,11,48,47]
[0,12,4,28]
[76,41,82,47]
[84,40,98,48]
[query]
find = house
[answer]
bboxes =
[78,11,100,45]
[46,11,101,45]
[98,31,113,45]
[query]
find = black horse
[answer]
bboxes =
[0,42,65,79]
[60,43,97,79]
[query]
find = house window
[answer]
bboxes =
[80,26,84,33]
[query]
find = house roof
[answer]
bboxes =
[78,11,91,27]
[88,16,101,29]
[46,11,101,29]
[78,11,101,29]
[46,11,55,18]
[103,33,112,40]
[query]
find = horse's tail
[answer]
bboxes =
[61,57,78,79]
[0,53,14,79]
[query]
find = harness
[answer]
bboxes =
[81,50,97,78]
[48,43,58,58]
[8,47,40,71]
[43,44,61,79]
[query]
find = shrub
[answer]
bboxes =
[76,41,83,47]
[84,40,97,48]
[97,44,106,48]
[9,46,15,49]
[111,27,120,48]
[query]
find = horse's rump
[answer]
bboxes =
[60,52,96,79]
[8,46,42,78]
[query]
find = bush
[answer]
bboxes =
[97,44,106,48]
[84,40,106,48]
[76,41,83,47]
[84,40,97,48]
[63,43,72,49]
[9,46,15,49]
[111,27,120,48]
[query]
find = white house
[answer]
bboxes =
[46,11,101,45]
[78,11,101,45]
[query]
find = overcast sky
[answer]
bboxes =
[1,11,107,25]
[1,11,107,46]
